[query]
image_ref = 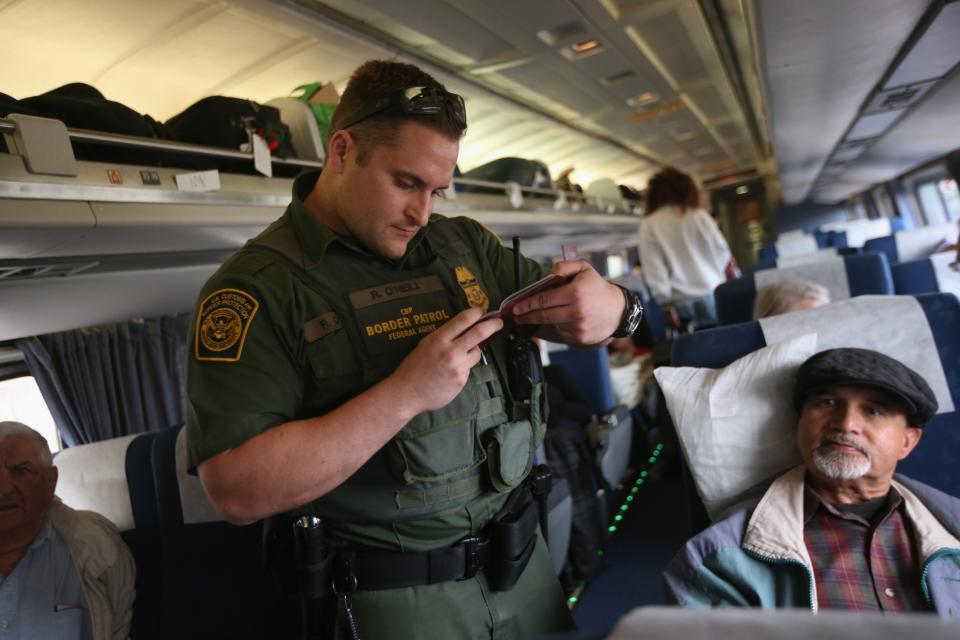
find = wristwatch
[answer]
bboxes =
[611,285,644,338]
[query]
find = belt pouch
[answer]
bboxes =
[487,487,539,591]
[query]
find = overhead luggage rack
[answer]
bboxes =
[1,114,642,263]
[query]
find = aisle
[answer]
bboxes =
[571,466,689,635]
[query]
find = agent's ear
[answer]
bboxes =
[326,130,354,175]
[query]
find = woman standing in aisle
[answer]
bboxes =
[638,167,733,328]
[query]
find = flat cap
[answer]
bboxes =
[793,348,938,426]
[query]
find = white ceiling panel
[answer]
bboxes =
[757,0,929,203]
[814,71,960,201]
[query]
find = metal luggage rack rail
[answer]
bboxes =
[0,116,323,170]
[450,176,644,217]
[1,115,643,218]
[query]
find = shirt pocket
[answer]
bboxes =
[304,326,362,406]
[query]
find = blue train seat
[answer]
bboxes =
[549,347,634,491]
[863,234,898,263]
[714,252,893,325]
[54,432,163,640]
[864,222,960,264]
[892,254,960,297]
[549,347,616,416]
[757,243,777,267]
[671,293,960,518]
[151,425,298,639]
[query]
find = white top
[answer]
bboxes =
[638,205,732,302]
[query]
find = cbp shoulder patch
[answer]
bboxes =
[195,288,260,362]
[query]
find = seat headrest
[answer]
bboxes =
[54,435,138,531]
[759,295,953,414]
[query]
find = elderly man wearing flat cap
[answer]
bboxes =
[664,348,960,615]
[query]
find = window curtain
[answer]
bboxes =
[16,314,190,447]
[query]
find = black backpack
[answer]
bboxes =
[4,83,169,164]
[542,366,606,586]
[165,96,297,175]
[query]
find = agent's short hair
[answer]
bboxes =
[0,421,53,467]
[645,166,700,215]
[753,280,830,319]
[330,60,466,164]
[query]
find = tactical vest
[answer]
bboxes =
[249,217,546,541]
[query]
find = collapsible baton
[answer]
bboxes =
[293,516,333,640]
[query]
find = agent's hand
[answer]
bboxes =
[511,260,624,345]
[390,307,503,414]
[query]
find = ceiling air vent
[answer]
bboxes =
[865,80,938,113]
[601,69,637,85]
[0,261,99,281]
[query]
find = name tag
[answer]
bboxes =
[348,276,454,355]
[348,276,444,309]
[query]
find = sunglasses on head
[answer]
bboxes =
[335,86,467,132]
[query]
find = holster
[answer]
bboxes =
[506,332,548,425]
[486,484,540,591]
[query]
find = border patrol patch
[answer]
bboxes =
[454,265,490,312]
[195,288,260,362]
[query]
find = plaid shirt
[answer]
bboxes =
[803,486,930,612]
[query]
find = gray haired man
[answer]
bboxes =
[0,421,135,639]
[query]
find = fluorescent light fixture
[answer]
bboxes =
[671,130,697,142]
[571,39,600,53]
[845,110,904,141]
[884,1,960,88]
[626,92,660,109]
[830,145,869,164]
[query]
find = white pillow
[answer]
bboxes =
[654,333,817,520]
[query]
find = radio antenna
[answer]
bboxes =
[512,236,521,291]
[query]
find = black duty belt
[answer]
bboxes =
[334,536,490,592]
[332,482,543,593]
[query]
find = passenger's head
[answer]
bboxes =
[752,280,830,320]
[316,60,465,259]
[329,60,467,165]
[0,421,58,543]
[645,167,700,215]
[792,349,935,493]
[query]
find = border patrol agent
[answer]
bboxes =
[186,60,642,640]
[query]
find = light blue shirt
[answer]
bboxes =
[0,519,91,640]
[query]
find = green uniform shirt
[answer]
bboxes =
[185,171,548,550]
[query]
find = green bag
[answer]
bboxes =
[292,82,337,150]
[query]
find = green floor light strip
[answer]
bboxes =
[569,442,665,606]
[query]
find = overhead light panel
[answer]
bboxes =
[845,110,904,141]
[560,39,605,60]
[626,92,660,109]
[671,130,698,142]
[572,39,600,53]
[884,1,960,88]
[736,185,749,195]
[536,21,586,47]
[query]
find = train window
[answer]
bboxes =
[606,254,625,277]
[871,185,897,219]
[939,179,960,221]
[0,375,61,453]
[916,181,948,224]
